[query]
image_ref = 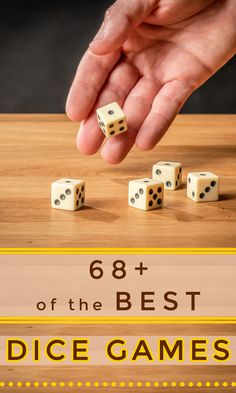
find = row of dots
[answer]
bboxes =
[0,381,236,388]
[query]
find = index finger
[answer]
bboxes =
[66,48,121,121]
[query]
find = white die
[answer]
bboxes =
[51,178,85,211]
[128,178,164,211]
[187,172,219,202]
[152,161,182,190]
[96,102,127,137]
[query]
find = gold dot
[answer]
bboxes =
[94,382,99,387]
[128,382,134,387]
[17,382,22,387]
[34,382,39,387]
[51,382,57,387]
[60,382,65,387]
[77,382,82,387]
[137,382,142,387]
[223,382,228,387]
[0,382,4,388]
[163,382,168,387]
[154,382,159,387]
[146,382,151,387]
[180,382,185,387]
[197,382,202,388]
[171,382,177,387]
[111,382,116,387]
[42,382,48,387]
[8,382,14,387]
[120,382,125,388]
[25,382,31,387]
[214,382,219,387]
[85,382,91,387]
[188,382,194,387]
[68,382,74,387]
[231,382,236,387]
[206,382,211,387]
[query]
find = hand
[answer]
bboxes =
[66,0,236,164]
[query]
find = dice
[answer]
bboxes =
[96,102,127,137]
[51,178,85,210]
[128,178,164,211]
[187,172,219,202]
[152,161,182,190]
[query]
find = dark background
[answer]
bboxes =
[0,0,235,114]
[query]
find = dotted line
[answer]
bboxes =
[0,381,236,388]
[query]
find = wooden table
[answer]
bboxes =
[0,323,236,391]
[0,114,236,389]
[0,114,235,247]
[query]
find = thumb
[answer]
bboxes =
[89,0,157,55]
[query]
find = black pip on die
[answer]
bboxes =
[129,178,164,211]
[187,172,219,202]
[51,178,85,210]
[152,161,182,190]
[96,102,127,137]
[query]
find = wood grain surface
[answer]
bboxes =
[0,323,236,391]
[0,115,235,390]
[0,114,235,247]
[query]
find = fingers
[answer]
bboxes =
[101,77,161,164]
[66,48,121,122]
[76,117,105,156]
[76,61,140,155]
[145,0,216,25]
[66,0,157,122]
[135,80,193,150]
[90,0,157,55]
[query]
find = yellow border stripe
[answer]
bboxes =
[0,316,236,324]
[0,381,236,388]
[0,248,236,254]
